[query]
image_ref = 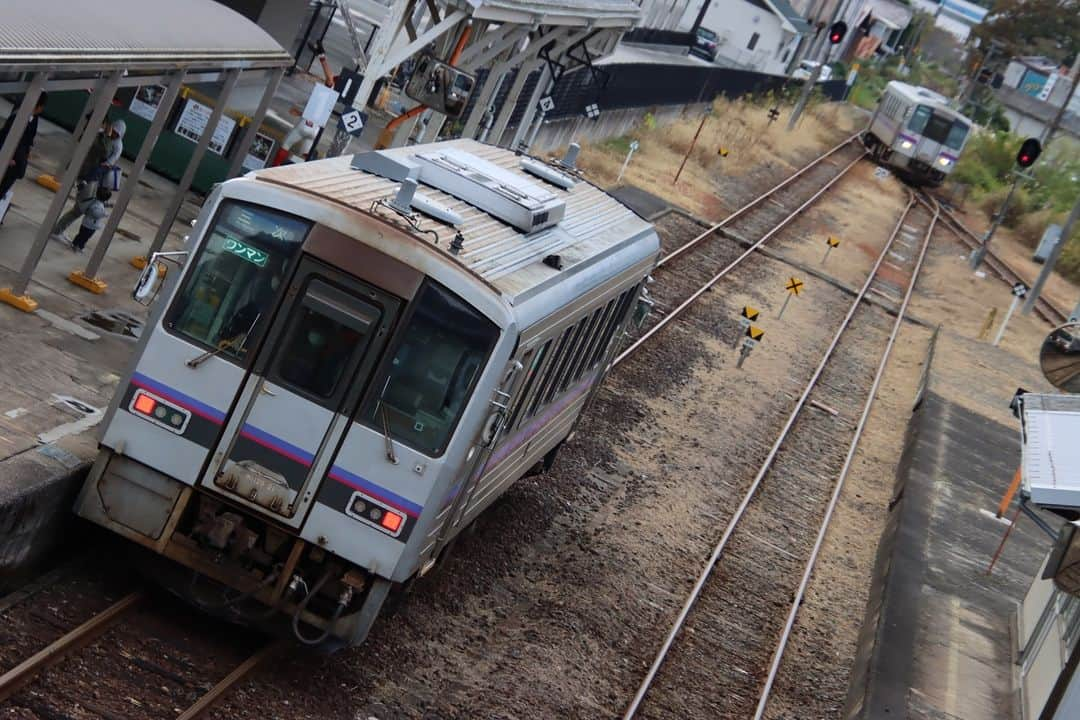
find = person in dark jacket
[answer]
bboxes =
[0,93,48,200]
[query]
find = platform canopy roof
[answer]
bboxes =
[0,0,292,72]
[464,0,641,27]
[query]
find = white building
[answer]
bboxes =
[908,0,988,42]
[679,0,810,75]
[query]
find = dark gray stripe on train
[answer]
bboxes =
[121,383,221,449]
[318,477,413,543]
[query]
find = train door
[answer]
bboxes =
[200,256,400,528]
[909,105,948,164]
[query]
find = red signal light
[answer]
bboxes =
[380,510,403,533]
[1016,138,1042,168]
[828,21,848,45]
[133,393,157,415]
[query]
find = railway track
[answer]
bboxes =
[621,193,939,719]
[926,192,1069,326]
[0,584,275,718]
[621,135,867,364]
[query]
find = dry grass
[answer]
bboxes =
[574,96,863,220]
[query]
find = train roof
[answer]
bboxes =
[252,139,656,305]
[884,81,972,124]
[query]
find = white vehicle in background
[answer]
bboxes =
[792,60,833,82]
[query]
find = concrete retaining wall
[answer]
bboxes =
[530,102,707,154]
[0,455,89,592]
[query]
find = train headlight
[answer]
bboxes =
[938,157,952,167]
[900,140,914,150]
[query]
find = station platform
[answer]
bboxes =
[846,329,1059,719]
[0,104,178,588]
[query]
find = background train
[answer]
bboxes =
[863,81,973,186]
[77,139,659,647]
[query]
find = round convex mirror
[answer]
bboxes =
[1040,322,1080,393]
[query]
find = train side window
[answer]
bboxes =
[543,321,588,406]
[593,288,636,368]
[168,201,309,364]
[565,307,606,388]
[908,105,931,134]
[586,298,620,369]
[525,327,573,420]
[506,340,551,431]
[362,281,498,457]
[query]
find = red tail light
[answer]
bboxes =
[380,510,403,533]
[133,393,157,415]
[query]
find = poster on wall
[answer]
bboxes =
[242,132,276,171]
[130,85,167,121]
[175,98,237,155]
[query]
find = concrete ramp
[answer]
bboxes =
[845,331,1057,719]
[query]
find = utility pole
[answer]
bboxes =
[689,0,713,34]
[787,14,846,131]
[1022,195,1080,316]
[969,173,1021,269]
[1019,57,1080,316]
[959,39,1002,111]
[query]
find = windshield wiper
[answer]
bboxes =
[187,313,260,368]
[376,377,398,465]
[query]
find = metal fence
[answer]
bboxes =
[461,61,849,137]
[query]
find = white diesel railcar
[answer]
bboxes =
[864,81,973,186]
[77,139,659,646]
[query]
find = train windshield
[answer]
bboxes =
[364,281,498,456]
[922,113,953,145]
[907,105,932,134]
[167,202,309,363]
[944,121,969,151]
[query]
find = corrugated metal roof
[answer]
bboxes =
[254,140,654,301]
[0,0,291,71]
[467,0,640,26]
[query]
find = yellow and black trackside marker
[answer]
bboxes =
[718,147,729,157]
[823,236,841,265]
[737,325,764,368]
[778,278,804,319]
[735,305,761,346]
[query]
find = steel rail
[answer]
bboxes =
[751,195,939,719]
[614,148,867,368]
[622,191,918,720]
[176,642,281,720]
[658,133,863,269]
[927,195,1068,326]
[0,591,145,703]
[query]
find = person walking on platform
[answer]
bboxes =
[70,184,111,254]
[51,117,125,242]
[0,93,49,204]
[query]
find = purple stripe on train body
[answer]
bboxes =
[239,423,315,467]
[130,373,418,518]
[487,373,597,468]
[898,133,919,146]
[328,466,424,518]
[939,152,958,162]
[131,372,226,423]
